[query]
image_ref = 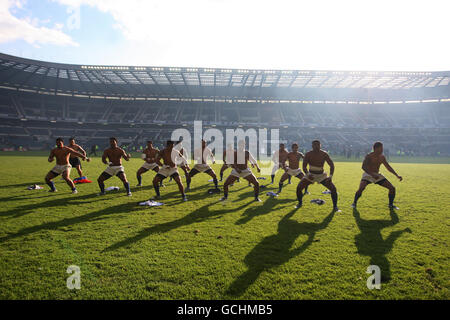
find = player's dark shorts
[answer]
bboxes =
[69,157,81,167]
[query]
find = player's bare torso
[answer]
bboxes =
[364,152,385,173]
[305,150,330,173]
[233,150,251,171]
[104,147,127,166]
[160,148,181,168]
[51,147,75,165]
[287,151,303,169]
[143,147,159,164]
[278,149,289,164]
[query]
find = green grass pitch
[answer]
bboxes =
[0,153,448,299]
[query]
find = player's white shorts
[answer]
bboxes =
[193,164,212,173]
[287,168,304,177]
[230,168,252,178]
[51,164,72,175]
[141,162,158,171]
[303,172,329,184]
[158,165,179,178]
[104,165,125,176]
[361,172,387,184]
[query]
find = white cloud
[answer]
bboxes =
[0,0,78,47]
[51,0,450,70]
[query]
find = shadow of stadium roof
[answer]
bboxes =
[0,53,449,100]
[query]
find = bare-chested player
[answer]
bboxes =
[296,140,340,212]
[186,140,219,192]
[270,143,290,184]
[136,141,160,187]
[97,137,132,196]
[152,140,187,201]
[68,137,87,178]
[352,142,403,210]
[45,137,89,194]
[173,140,191,186]
[221,140,261,202]
[277,143,309,195]
[219,144,240,185]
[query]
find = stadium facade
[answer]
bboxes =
[0,53,449,156]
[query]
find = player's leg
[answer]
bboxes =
[270,164,279,184]
[221,175,238,201]
[136,167,148,186]
[352,180,369,208]
[219,164,227,181]
[321,178,340,212]
[117,172,131,196]
[186,168,199,191]
[181,166,189,188]
[45,171,58,192]
[62,169,77,193]
[153,167,164,187]
[277,172,290,194]
[75,164,83,178]
[296,178,312,208]
[205,169,219,189]
[97,172,112,195]
[295,172,309,195]
[152,174,165,199]
[245,174,261,201]
[172,173,187,201]
[378,179,398,209]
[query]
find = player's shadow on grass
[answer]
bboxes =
[226,208,335,297]
[235,198,292,225]
[103,199,254,252]
[353,208,412,283]
[0,182,38,190]
[0,193,110,219]
[0,201,143,243]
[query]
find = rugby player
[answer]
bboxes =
[277,143,309,195]
[270,143,290,184]
[45,137,89,194]
[173,140,191,186]
[296,140,340,212]
[221,140,261,202]
[352,142,403,209]
[152,141,187,201]
[97,137,132,196]
[186,140,219,192]
[136,140,160,187]
[68,137,87,178]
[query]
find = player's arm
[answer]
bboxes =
[362,155,379,179]
[155,151,164,167]
[102,150,108,164]
[302,154,309,174]
[248,151,260,173]
[48,149,55,162]
[324,153,335,178]
[77,145,87,157]
[67,147,88,161]
[382,156,403,181]
[122,149,131,161]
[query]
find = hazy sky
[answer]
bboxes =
[0,0,449,71]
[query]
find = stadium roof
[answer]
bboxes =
[0,53,449,100]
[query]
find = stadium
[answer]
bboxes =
[0,1,449,305]
[1,53,450,156]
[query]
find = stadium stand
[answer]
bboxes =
[0,53,449,156]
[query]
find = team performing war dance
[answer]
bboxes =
[44,137,403,211]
